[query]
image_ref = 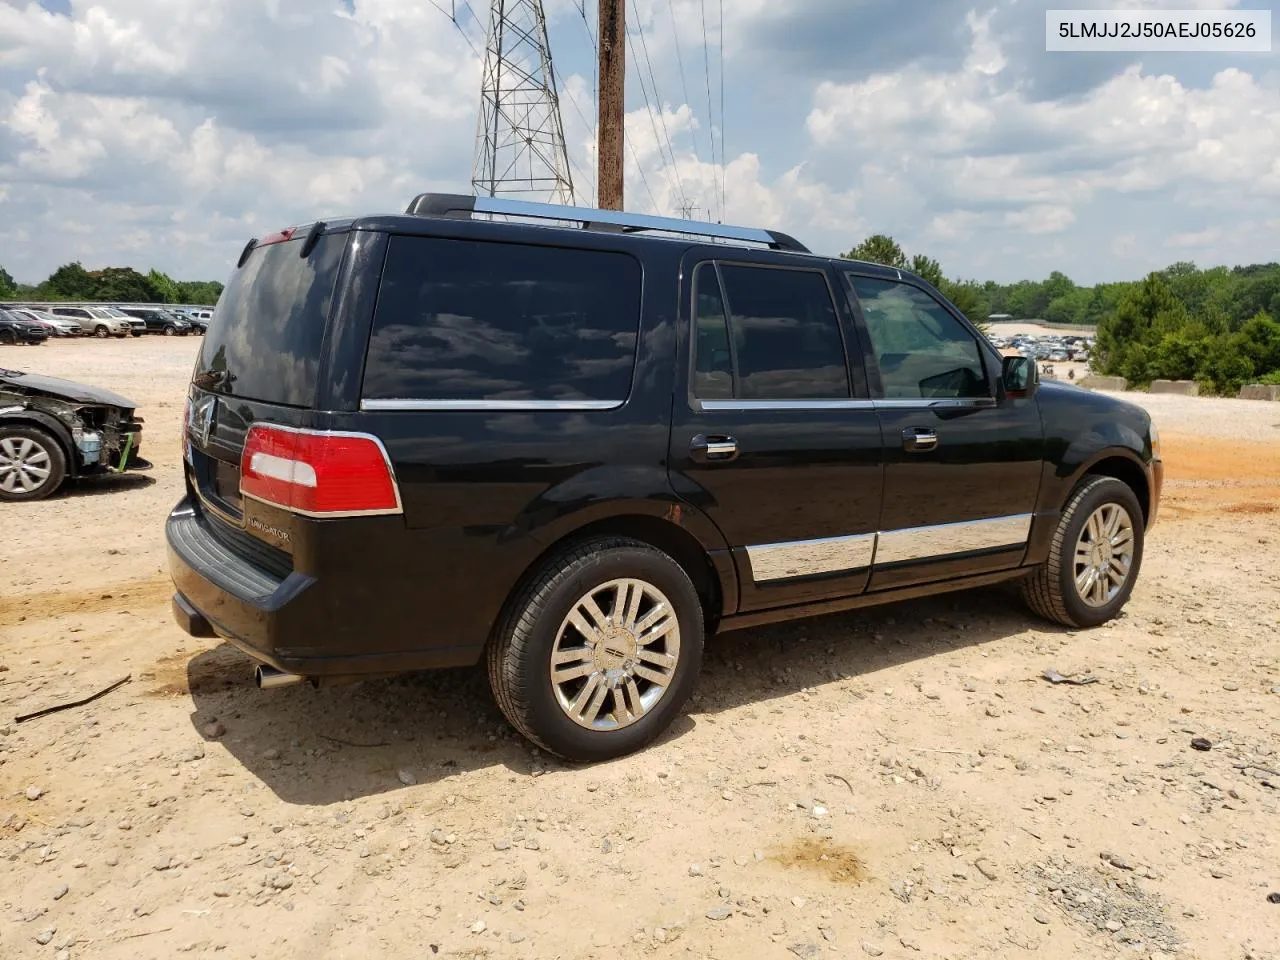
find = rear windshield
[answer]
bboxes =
[194,233,347,407]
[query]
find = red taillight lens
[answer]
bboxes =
[239,425,401,517]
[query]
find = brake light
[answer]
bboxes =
[258,226,298,247]
[239,424,401,517]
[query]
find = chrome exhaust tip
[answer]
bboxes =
[254,665,306,690]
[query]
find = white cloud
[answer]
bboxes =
[0,0,1276,286]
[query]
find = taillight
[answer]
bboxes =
[239,424,401,518]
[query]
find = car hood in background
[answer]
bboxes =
[0,368,139,408]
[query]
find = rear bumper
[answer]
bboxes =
[165,495,479,676]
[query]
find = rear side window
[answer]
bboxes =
[194,233,347,407]
[362,236,642,404]
[692,262,849,401]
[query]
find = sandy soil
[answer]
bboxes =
[2,337,1278,960]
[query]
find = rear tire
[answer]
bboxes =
[0,426,67,502]
[0,330,15,345]
[1021,475,1144,628]
[488,537,704,763]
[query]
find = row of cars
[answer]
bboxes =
[990,332,1093,364]
[0,303,214,344]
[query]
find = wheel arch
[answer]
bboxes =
[497,508,734,645]
[0,410,78,477]
[1077,451,1150,524]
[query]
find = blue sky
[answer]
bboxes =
[1,0,1277,285]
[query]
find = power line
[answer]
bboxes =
[552,64,598,205]
[666,0,702,167]
[718,0,726,221]
[627,0,688,213]
[427,0,481,56]
[698,0,718,221]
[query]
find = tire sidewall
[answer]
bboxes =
[1056,478,1145,627]
[0,426,67,502]
[515,546,703,762]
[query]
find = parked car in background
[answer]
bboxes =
[0,367,151,501]
[49,306,132,338]
[0,309,50,346]
[119,306,192,336]
[99,306,145,337]
[8,308,81,337]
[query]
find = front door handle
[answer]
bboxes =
[902,427,938,452]
[690,434,738,463]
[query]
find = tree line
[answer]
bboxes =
[844,235,1280,394]
[0,262,223,307]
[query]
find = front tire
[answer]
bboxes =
[488,537,704,762]
[0,426,67,502]
[163,325,176,336]
[1021,475,1144,628]
[94,325,109,338]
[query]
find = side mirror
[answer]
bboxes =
[1002,355,1038,399]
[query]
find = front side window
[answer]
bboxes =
[847,275,988,399]
[692,263,849,401]
[363,236,642,403]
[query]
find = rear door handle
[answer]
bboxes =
[690,434,738,462]
[902,427,938,452]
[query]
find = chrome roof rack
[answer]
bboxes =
[404,193,811,254]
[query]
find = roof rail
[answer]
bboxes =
[404,193,811,254]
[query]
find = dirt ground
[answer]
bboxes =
[2,337,1278,960]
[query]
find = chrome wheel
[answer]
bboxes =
[0,435,53,495]
[549,578,681,732]
[1073,503,1134,607]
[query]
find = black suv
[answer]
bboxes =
[119,306,192,336]
[167,195,1163,762]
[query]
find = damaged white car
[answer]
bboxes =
[0,368,151,502]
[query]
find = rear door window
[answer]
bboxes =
[193,233,347,407]
[692,262,850,401]
[361,236,642,404]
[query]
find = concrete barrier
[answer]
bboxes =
[1149,380,1200,396]
[1239,384,1280,401]
[1078,375,1127,392]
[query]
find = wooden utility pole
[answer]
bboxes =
[597,0,625,209]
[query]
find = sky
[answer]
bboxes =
[0,0,1277,286]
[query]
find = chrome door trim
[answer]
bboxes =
[874,513,1033,566]
[360,398,623,412]
[745,533,877,583]
[693,397,997,413]
[743,513,1033,583]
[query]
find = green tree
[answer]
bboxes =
[175,280,223,305]
[843,235,907,269]
[940,279,988,331]
[0,266,15,299]
[147,269,181,304]
[1197,333,1254,394]
[1237,311,1280,376]
[92,267,162,302]
[1096,273,1189,381]
[43,262,96,299]
[908,254,944,288]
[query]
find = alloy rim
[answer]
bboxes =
[549,578,681,731]
[1073,502,1135,608]
[0,436,53,494]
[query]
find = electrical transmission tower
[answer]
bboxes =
[472,0,575,204]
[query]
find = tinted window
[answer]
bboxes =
[194,233,347,407]
[362,236,641,403]
[848,276,988,399]
[714,264,848,400]
[692,263,733,399]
